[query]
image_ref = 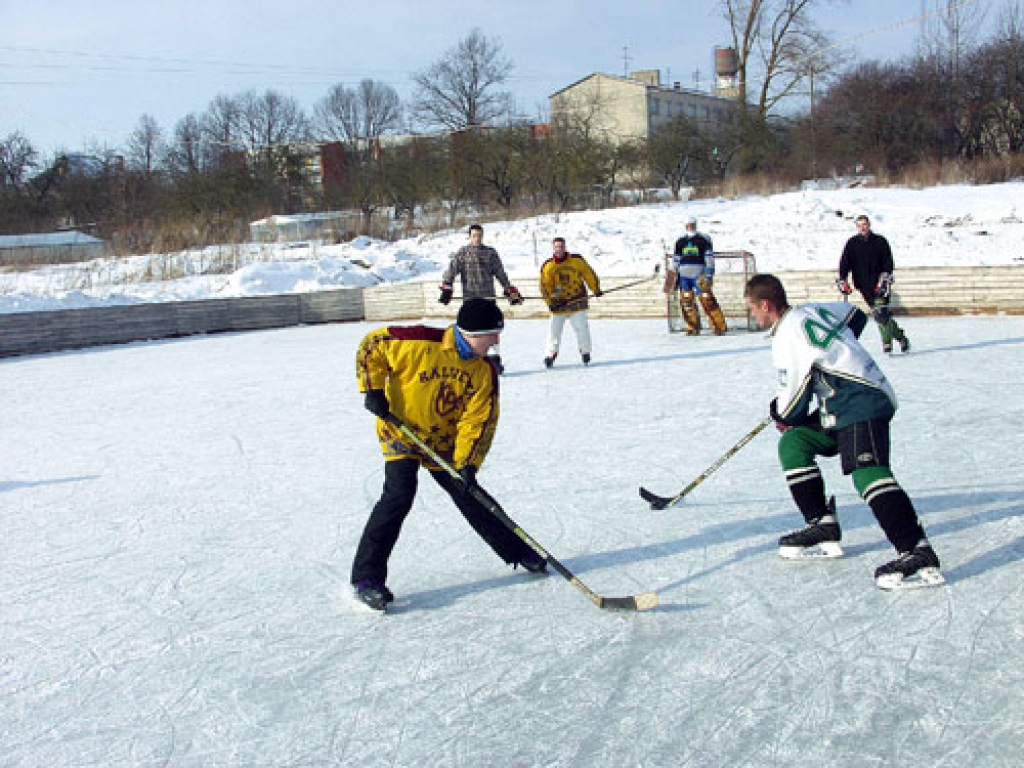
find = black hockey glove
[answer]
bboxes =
[457,465,479,491]
[836,278,853,296]
[439,283,454,305]
[364,389,390,419]
[769,398,791,433]
[505,286,524,305]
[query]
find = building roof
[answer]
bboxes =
[0,231,104,249]
[550,71,738,103]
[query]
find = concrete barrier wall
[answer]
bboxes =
[2,265,1022,358]
[364,265,1024,324]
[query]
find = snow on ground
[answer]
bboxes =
[3,313,1023,767]
[3,181,1024,314]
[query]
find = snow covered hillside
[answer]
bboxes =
[3,181,1024,314]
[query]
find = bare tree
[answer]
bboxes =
[126,114,165,175]
[997,0,1024,39]
[166,113,205,176]
[314,79,402,152]
[0,131,38,187]
[201,94,243,167]
[647,119,714,199]
[720,0,840,171]
[918,0,989,75]
[410,28,514,130]
[236,89,310,156]
[721,0,839,117]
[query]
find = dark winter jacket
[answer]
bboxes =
[839,232,894,296]
[673,233,713,267]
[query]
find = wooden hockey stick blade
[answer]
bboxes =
[600,592,660,611]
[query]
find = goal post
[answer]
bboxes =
[663,250,758,333]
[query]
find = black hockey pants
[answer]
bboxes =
[351,458,531,585]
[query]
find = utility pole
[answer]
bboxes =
[622,46,632,77]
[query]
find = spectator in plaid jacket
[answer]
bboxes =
[439,224,523,373]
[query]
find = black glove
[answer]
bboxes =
[458,465,478,490]
[593,288,604,297]
[836,278,853,296]
[439,284,453,305]
[769,398,789,433]
[505,286,524,305]
[364,389,390,419]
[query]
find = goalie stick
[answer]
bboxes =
[640,418,772,510]
[387,415,659,612]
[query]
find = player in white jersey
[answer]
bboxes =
[743,273,943,590]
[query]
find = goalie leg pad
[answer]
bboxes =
[680,290,701,334]
[698,291,728,334]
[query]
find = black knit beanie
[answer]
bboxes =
[457,298,504,335]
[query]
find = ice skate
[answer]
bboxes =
[779,500,843,559]
[518,550,548,574]
[352,580,395,612]
[875,542,944,590]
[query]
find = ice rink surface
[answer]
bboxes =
[3,315,1023,767]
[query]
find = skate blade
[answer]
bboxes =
[347,587,388,614]
[875,567,946,591]
[779,541,844,560]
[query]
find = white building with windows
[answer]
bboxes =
[549,69,739,145]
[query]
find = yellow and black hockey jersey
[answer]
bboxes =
[356,325,500,471]
[538,254,601,314]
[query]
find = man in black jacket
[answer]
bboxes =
[838,215,910,354]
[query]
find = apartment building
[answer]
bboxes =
[550,69,739,145]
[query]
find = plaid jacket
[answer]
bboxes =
[441,245,511,298]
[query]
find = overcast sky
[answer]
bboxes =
[0,0,997,156]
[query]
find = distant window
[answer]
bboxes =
[704,106,711,120]
[650,98,660,115]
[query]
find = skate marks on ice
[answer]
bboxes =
[4,317,1024,766]
[0,475,101,493]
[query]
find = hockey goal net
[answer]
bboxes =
[663,250,758,333]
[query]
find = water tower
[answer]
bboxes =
[714,47,740,98]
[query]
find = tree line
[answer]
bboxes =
[2,3,1024,255]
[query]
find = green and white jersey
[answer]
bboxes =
[770,302,896,430]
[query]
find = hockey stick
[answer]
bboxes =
[594,265,661,296]
[387,415,659,612]
[447,266,661,302]
[639,417,772,510]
